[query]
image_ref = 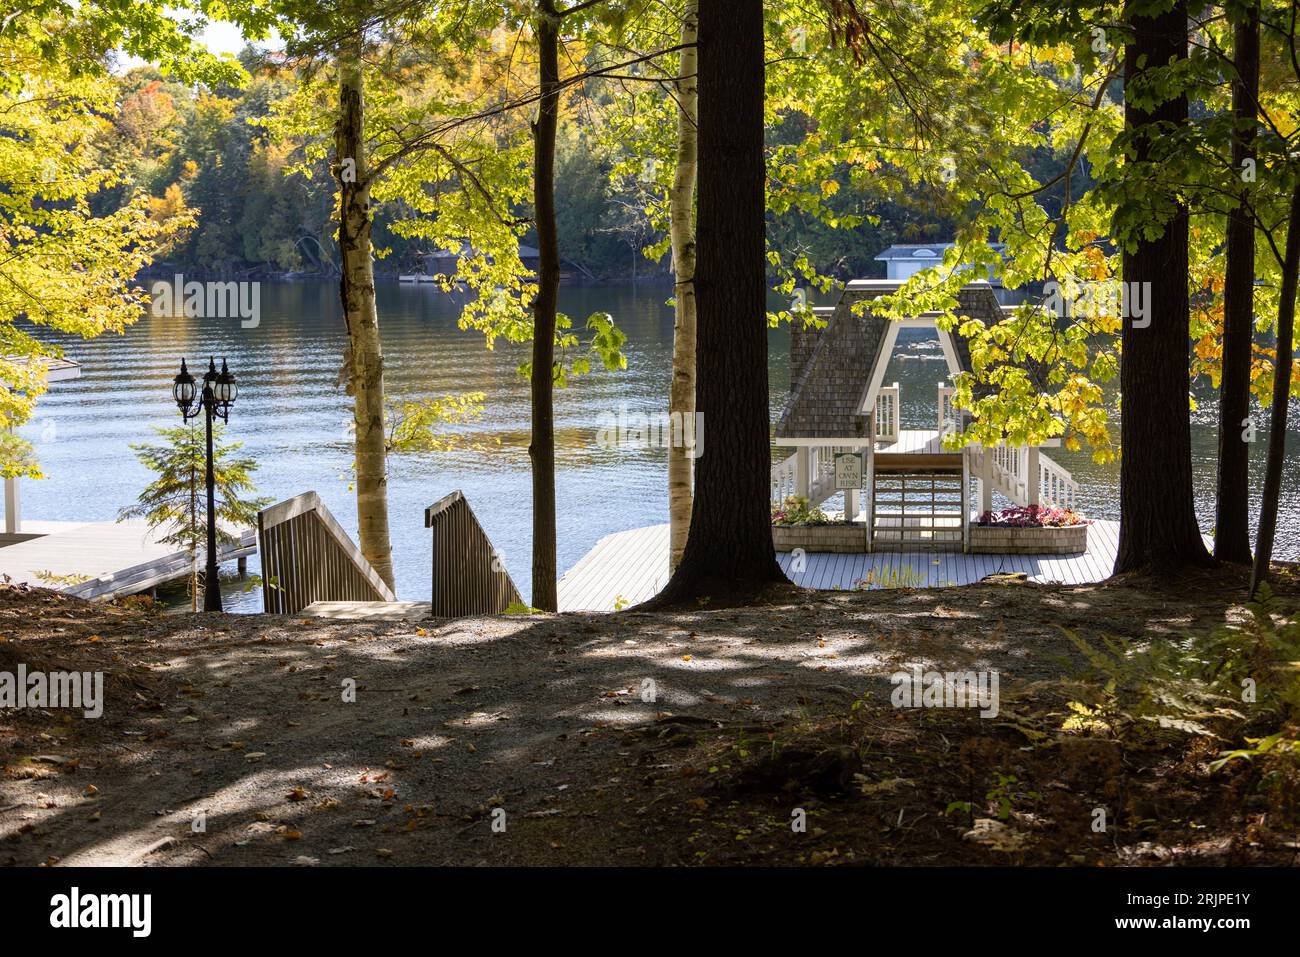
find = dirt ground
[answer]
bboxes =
[2,565,1298,867]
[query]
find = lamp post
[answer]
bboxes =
[172,357,238,613]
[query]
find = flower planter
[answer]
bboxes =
[772,522,868,554]
[969,522,1088,555]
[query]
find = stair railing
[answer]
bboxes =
[1036,452,1079,510]
[771,450,799,506]
[425,491,523,617]
[937,383,959,440]
[257,492,396,614]
[983,445,1080,511]
[875,383,900,443]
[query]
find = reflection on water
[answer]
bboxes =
[21,281,787,609]
[17,283,1298,611]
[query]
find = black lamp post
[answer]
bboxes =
[172,357,238,612]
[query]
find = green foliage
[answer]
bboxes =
[1062,588,1300,790]
[0,24,197,476]
[385,392,487,455]
[1061,628,1241,742]
[503,601,542,615]
[119,421,270,608]
[855,565,926,590]
[32,569,93,587]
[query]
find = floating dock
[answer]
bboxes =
[0,520,255,600]
[554,518,1129,612]
[308,519,1131,618]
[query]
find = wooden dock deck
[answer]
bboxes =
[0,520,256,600]
[556,518,1128,612]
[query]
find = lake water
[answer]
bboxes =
[18,280,1299,610]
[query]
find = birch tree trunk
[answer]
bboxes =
[335,54,396,591]
[1249,179,1300,597]
[667,0,699,570]
[1215,1,1260,564]
[529,1,561,611]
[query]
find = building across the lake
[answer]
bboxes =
[399,243,612,284]
[873,242,1027,305]
[400,244,543,283]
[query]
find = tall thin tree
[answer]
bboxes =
[1214,0,1260,563]
[1250,178,1300,596]
[335,42,396,590]
[529,0,562,610]
[667,0,699,569]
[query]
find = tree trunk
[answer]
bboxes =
[1215,2,1260,563]
[1249,180,1300,597]
[335,54,395,591]
[529,2,560,611]
[647,0,785,605]
[667,0,699,570]
[1114,0,1212,575]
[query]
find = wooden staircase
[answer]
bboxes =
[257,492,396,614]
[870,468,964,551]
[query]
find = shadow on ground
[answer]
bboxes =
[1,566,1294,866]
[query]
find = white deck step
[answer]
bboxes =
[300,600,432,621]
[871,471,965,551]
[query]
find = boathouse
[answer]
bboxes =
[770,278,1081,553]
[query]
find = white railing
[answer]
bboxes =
[981,445,1079,511]
[1037,454,1078,511]
[875,383,900,443]
[989,445,1028,503]
[809,446,839,505]
[937,383,958,438]
[771,445,861,509]
[771,450,799,506]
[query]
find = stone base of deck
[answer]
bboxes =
[772,523,867,553]
[968,523,1088,555]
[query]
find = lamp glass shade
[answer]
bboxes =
[173,367,196,409]
[214,370,237,404]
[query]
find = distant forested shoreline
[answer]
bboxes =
[105,48,1077,284]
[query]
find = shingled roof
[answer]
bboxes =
[775,280,1005,441]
